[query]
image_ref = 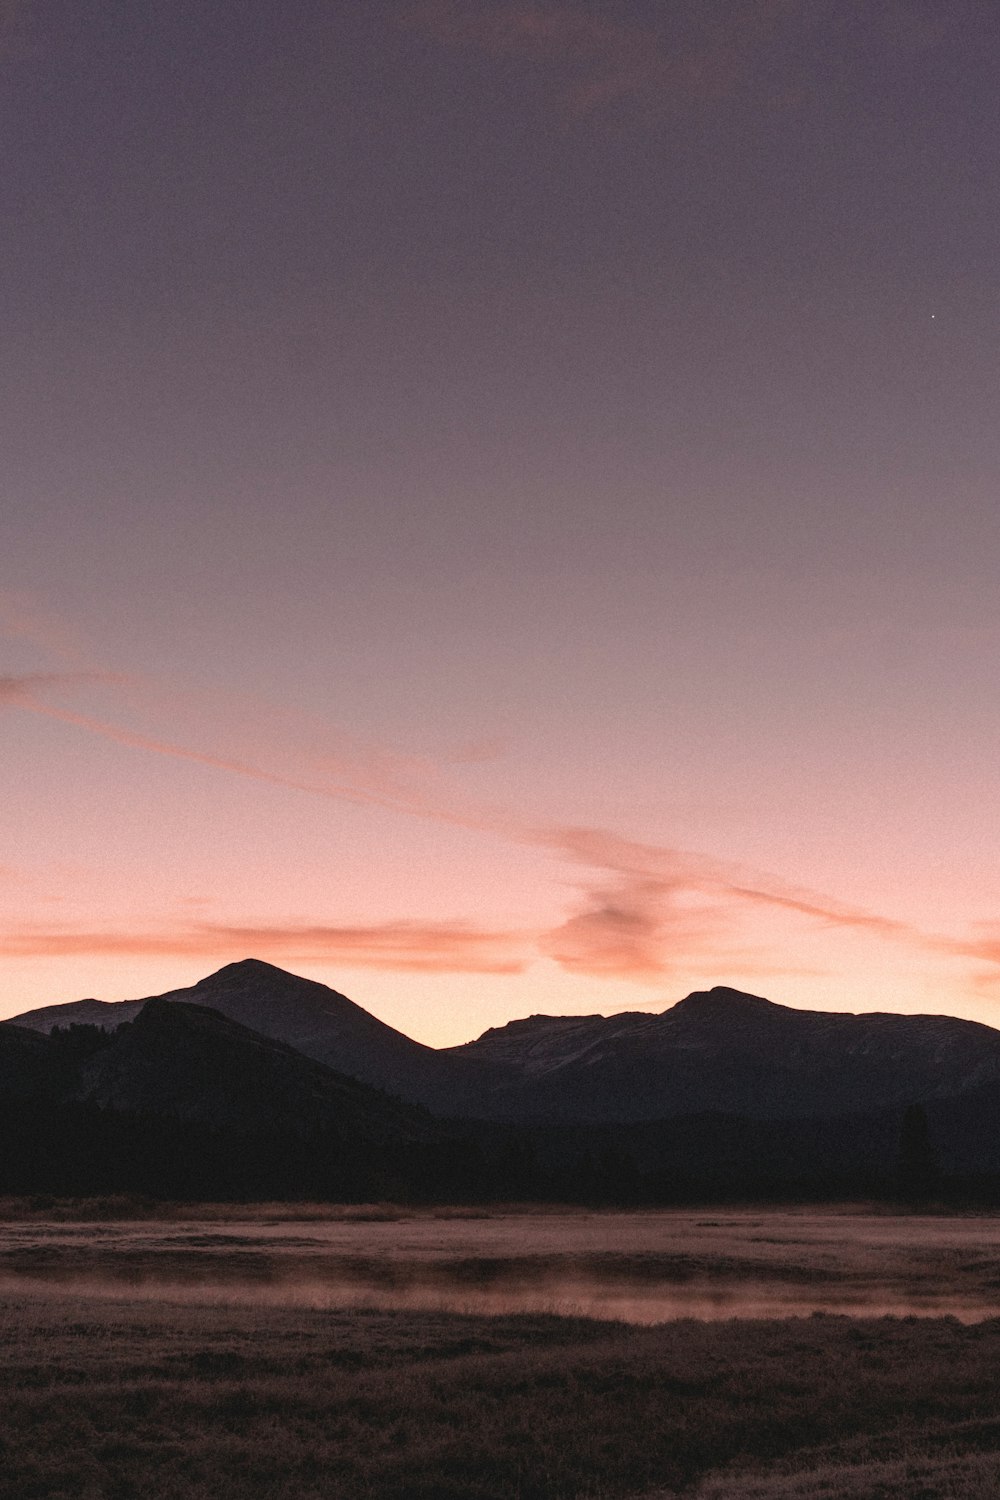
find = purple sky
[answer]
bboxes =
[2,1,1000,1044]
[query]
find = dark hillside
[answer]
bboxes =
[13,959,502,1115]
[74,997,441,1143]
[450,987,1000,1121]
[16,969,1000,1125]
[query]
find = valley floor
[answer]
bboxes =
[3,1206,1000,1498]
[6,1293,1000,1499]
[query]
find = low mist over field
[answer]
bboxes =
[4,1207,1000,1325]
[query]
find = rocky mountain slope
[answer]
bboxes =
[447,986,1000,1121]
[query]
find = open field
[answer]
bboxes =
[3,1208,1000,1497]
[2,1204,1000,1321]
[6,1291,1000,1498]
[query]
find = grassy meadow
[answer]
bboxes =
[3,1205,1000,1498]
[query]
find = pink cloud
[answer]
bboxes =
[1,669,516,837]
[0,918,534,974]
[533,824,990,986]
[723,884,919,943]
[533,827,726,980]
[7,620,999,993]
[0,672,119,705]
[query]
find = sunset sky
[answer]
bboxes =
[3,0,999,1046]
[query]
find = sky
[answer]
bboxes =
[2,0,999,1046]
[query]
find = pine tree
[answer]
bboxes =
[895,1102,939,1202]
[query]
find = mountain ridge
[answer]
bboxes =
[10,959,495,1115]
[9,964,1000,1123]
[8,970,1000,1200]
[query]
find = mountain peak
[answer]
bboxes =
[201,958,289,983]
[672,986,784,1014]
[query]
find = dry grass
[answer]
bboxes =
[0,1196,500,1223]
[4,1208,1000,1498]
[4,1290,1000,1498]
[690,1451,1000,1498]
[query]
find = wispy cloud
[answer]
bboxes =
[5,603,998,993]
[947,928,1000,993]
[401,0,794,116]
[1,667,515,836]
[10,824,978,987]
[0,919,534,973]
[532,824,984,986]
[536,829,727,980]
[725,883,918,942]
[540,877,724,982]
[0,671,124,706]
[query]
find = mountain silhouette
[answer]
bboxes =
[446,986,1000,1121]
[12,959,496,1115]
[71,996,441,1142]
[9,972,1000,1201]
[0,1020,54,1099]
[0,995,460,1201]
[12,966,1000,1124]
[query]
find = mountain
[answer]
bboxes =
[0,997,469,1202]
[11,959,497,1116]
[0,995,441,1144]
[7,978,1000,1202]
[10,995,150,1030]
[12,967,1000,1126]
[0,1020,54,1099]
[446,987,1000,1122]
[71,997,441,1143]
